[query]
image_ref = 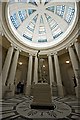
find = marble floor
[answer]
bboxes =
[0,95,80,120]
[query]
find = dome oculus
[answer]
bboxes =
[7,0,76,49]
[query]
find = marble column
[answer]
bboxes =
[48,55,55,95]
[74,40,80,62]
[0,46,14,98]
[68,46,80,98]
[7,50,19,97]
[26,55,33,96]
[0,44,2,74]
[48,55,55,86]
[33,55,38,84]
[54,53,64,97]
[0,46,14,85]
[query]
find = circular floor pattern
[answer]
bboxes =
[1,95,80,120]
[16,98,71,118]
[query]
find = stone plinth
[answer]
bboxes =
[31,83,54,109]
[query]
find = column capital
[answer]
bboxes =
[34,54,38,57]
[53,52,57,55]
[29,53,33,56]
[75,39,78,42]
[10,44,17,49]
[47,52,58,56]
[47,54,51,56]
[67,43,73,49]
[8,46,14,51]
[47,52,54,56]
[34,52,38,57]
[13,45,21,52]
[10,43,14,47]
[74,39,79,43]
[15,47,20,52]
[69,43,74,47]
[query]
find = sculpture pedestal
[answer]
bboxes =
[31,83,54,110]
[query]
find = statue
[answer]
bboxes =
[30,50,54,110]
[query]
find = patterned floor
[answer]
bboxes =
[0,95,80,120]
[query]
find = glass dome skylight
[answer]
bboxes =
[7,0,77,49]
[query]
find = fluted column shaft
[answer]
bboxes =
[33,55,38,84]
[27,55,33,86]
[54,53,64,97]
[26,55,33,96]
[68,46,80,97]
[3,50,19,97]
[74,41,80,62]
[0,46,14,85]
[48,55,55,86]
[0,45,2,74]
[7,50,19,85]
[68,46,79,85]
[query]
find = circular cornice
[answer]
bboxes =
[1,2,79,55]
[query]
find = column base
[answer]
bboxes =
[2,85,8,99]
[52,83,58,96]
[57,85,64,97]
[75,85,80,98]
[2,84,15,98]
[25,85,31,96]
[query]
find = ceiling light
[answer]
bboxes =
[19,62,22,65]
[43,65,45,67]
[66,60,70,64]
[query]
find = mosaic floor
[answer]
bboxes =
[0,95,80,120]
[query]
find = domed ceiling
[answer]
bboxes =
[7,0,77,49]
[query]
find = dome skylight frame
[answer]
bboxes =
[6,0,78,49]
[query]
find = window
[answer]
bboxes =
[23,34,32,41]
[32,15,38,23]
[65,7,75,23]
[27,26,34,32]
[51,23,58,30]
[53,31,63,39]
[46,6,54,12]
[10,13,20,29]
[56,5,65,17]
[39,26,46,34]
[27,22,35,32]
[45,14,52,22]
[18,10,27,22]
[28,9,36,15]
[40,15,44,24]
[38,34,47,42]
[38,39,47,42]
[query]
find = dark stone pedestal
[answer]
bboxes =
[30,83,54,110]
[31,103,54,110]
